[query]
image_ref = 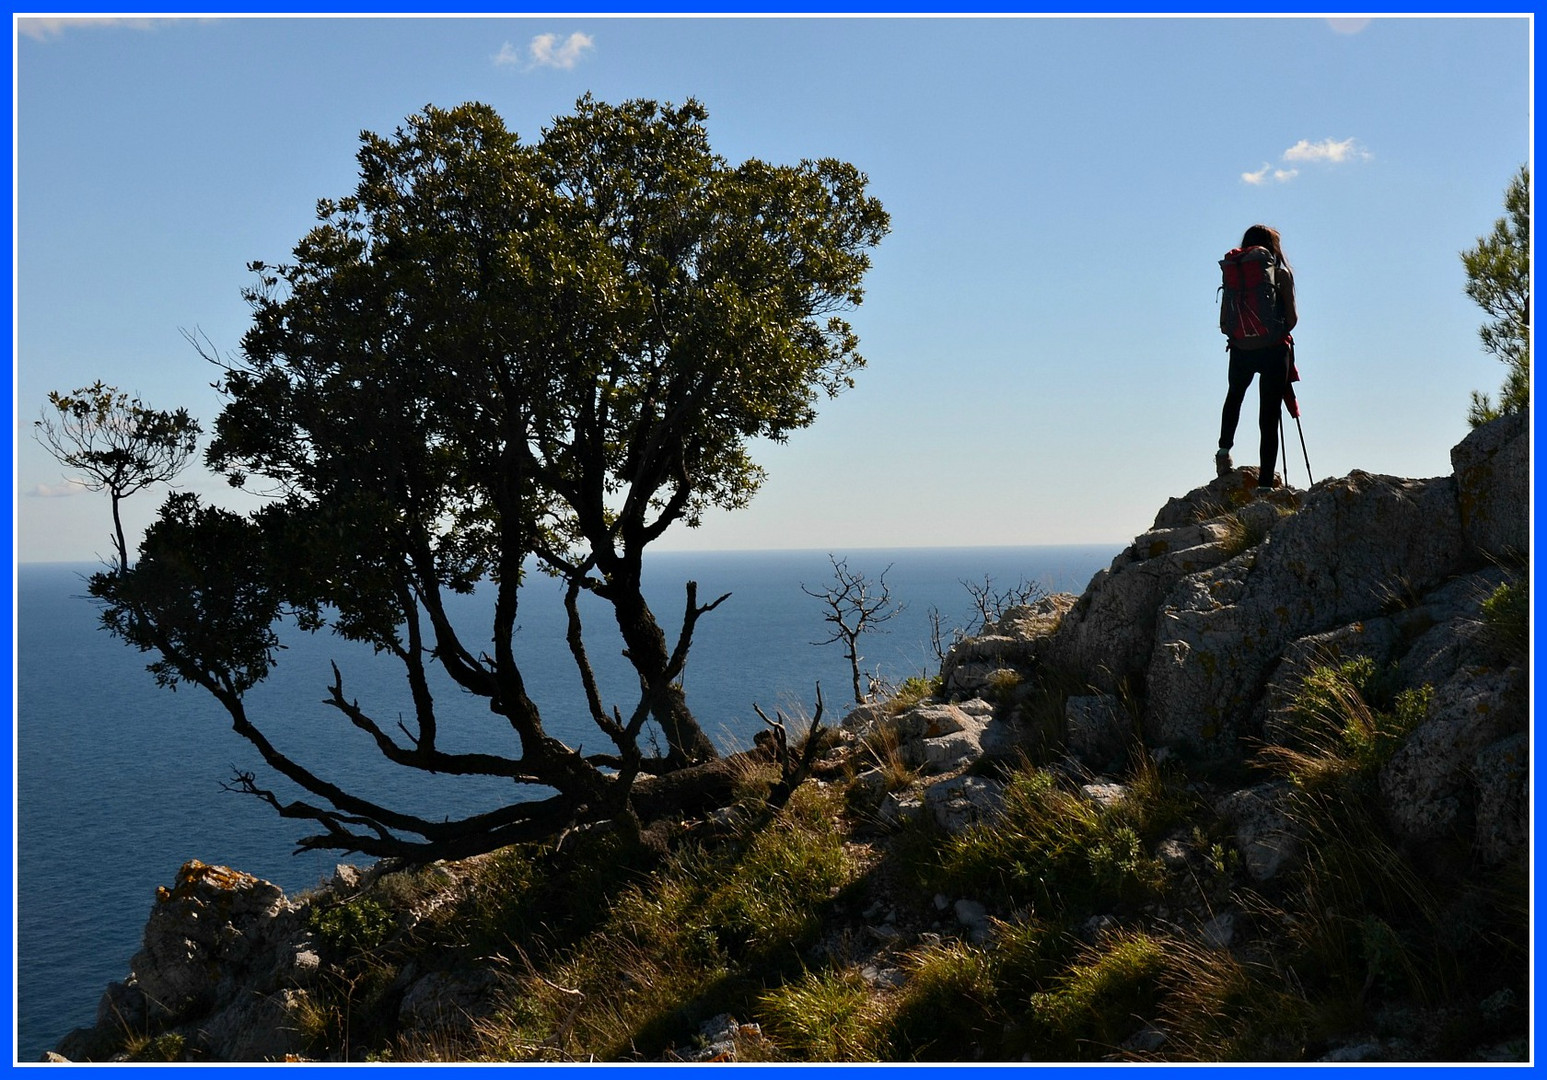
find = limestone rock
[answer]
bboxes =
[132,860,295,1024]
[1145,471,1467,756]
[197,988,315,1062]
[925,774,1006,835]
[941,594,1075,695]
[877,790,924,829]
[1216,782,1300,882]
[1449,410,1528,561]
[1391,569,1511,692]
[1064,693,1129,769]
[1379,665,1524,844]
[1472,732,1529,863]
[59,860,311,1061]
[1043,484,1267,693]
[840,700,893,733]
[398,968,504,1034]
[1148,468,1270,529]
[1079,781,1128,809]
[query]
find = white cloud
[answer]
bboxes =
[1282,137,1371,165]
[19,17,161,41]
[1241,163,1299,186]
[28,480,89,498]
[528,32,594,70]
[1326,18,1372,35]
[1241,138,1368,185]
[493,41,523,67]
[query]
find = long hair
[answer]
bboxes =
[1242,224,1290,270]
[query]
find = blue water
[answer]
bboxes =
[14,545,1117,1060]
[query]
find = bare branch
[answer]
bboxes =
[802,555,903,704]
[757,684,827,811]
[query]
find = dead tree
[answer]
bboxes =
[802,555,904,704]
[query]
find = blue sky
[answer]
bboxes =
[12,14,1533,563]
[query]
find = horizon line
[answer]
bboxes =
[14,540,1128,569]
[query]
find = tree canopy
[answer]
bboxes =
[1463,164,1530,425]
[92,96,889,859]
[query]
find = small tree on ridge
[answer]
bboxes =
[34,382,200,572]
[803,555,904,704]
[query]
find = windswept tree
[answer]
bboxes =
[1463,164,1530,425]
[34,382,201,571]
[90,97,889,860]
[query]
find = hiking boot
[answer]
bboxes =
[1215,448,1233,476]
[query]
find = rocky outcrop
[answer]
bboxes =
[846,412,1528,877]
[1144,470,1469,756]
[941,593,1076,697]
[1451,408,1528,560]
[1044,470,1276,693]
[55,859,320,1063]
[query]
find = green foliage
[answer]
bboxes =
[887,674,942,713]
[126,1031,187,1062]
[1267,656,1429,787]
[90,493,283,695]
[758,967,880,1061]
[687,785,853,962]
[34,381,201,570]
[35,382,201,499]
[1463,165,1530,425]
[88,94,889,858]
[1481,577,1529,661]
[986,668,1024,706]
[309,895,396,954]
[462,784,860,1061]
[1086,824,1165,897]
[1017,934,1168,1059]
[1249,656,1527,1042]
[880,942,997,1060]
[930,765,1171,914]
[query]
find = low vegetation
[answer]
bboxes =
[261,654,1525,1064]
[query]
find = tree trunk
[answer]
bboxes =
[603,568,719,765]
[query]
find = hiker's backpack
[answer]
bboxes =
[1218,245,1286,349]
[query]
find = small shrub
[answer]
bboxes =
[758,967,881,1061]
[932,763,1177,914]
[1480,577,1528,661]
[1150,936,1315,1061]
[881,941,997,1060]
[309,895,396,954]
[888,674,942,714]
[697,786,853,961]
[1087,824,1166,901]
[987,668,1024,706]
[126,1031,187,1062]
[1261,658,1429,789]
[1016,933,1168,1059]
[857,722,913,787]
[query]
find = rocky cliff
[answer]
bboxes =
[49,412,1530,1063]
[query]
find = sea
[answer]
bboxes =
[14,545,1120,1061]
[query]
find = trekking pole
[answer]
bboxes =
[1295,415,1314,486]
[1278,408,1287,487]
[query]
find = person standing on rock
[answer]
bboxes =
[1215,224,1298,490]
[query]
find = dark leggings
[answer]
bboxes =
[1218,344,1289,484]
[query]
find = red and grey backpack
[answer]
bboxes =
[1218,245,1286,349]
